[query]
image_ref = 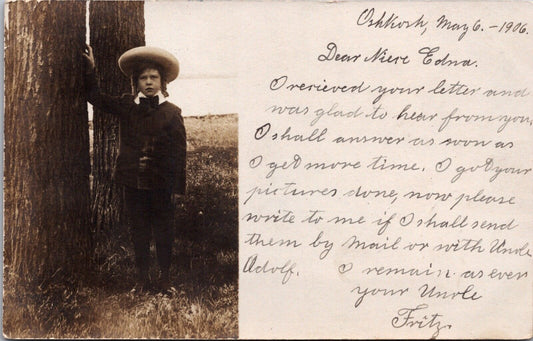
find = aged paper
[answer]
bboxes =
[3,1,532,339]
[237,2,532,339]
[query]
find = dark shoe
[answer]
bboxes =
[130,281,148,294]
[131,270,150,293]
[158,271,172,294]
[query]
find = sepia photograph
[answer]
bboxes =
[4,0,533,340]
[3,1,238,338]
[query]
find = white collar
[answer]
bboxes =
[134,91,167,105]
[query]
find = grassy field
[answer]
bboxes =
[3,114,238,338]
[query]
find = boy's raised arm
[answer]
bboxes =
[83,45,125,116]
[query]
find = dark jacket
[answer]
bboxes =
[86,72,186,194]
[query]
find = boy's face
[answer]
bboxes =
[137,68,162,97]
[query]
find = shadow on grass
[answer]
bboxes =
[4,115,239,338]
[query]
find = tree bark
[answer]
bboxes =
[89,1,145,239]
[4,0,91,284]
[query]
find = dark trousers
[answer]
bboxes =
[124,186,173,278]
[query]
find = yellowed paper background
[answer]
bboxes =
[234,2,532,339]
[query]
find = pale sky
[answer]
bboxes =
[145,1,239,116]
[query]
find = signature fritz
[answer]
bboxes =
[391,304,452,339]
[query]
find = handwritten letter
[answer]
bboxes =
[238,2,532,339]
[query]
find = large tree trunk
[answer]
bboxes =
[89,1,145,242]
[4,0,91,285]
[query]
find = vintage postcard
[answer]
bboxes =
[3,1,532,339]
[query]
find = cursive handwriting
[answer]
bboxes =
[356,8,428,35]
[363,263,452,279]
[435,15,471,41]
[439,107,532,133]
[391,304,452,338]
[418,46,477,67]
[242,254,299,284]
[244,233,302,248]
[449,189,516,210]
[418,283,482,301]
[243,5,532,337]
[244,182,337,205]
[435,157,532,183]
[351,285,409,308]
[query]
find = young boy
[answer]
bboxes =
[83,46,186,292]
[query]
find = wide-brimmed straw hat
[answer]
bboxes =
[118,46,179,82]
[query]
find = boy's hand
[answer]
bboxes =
[83,44,95,72]
[172,193,185,207]
[139,156,152,172]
